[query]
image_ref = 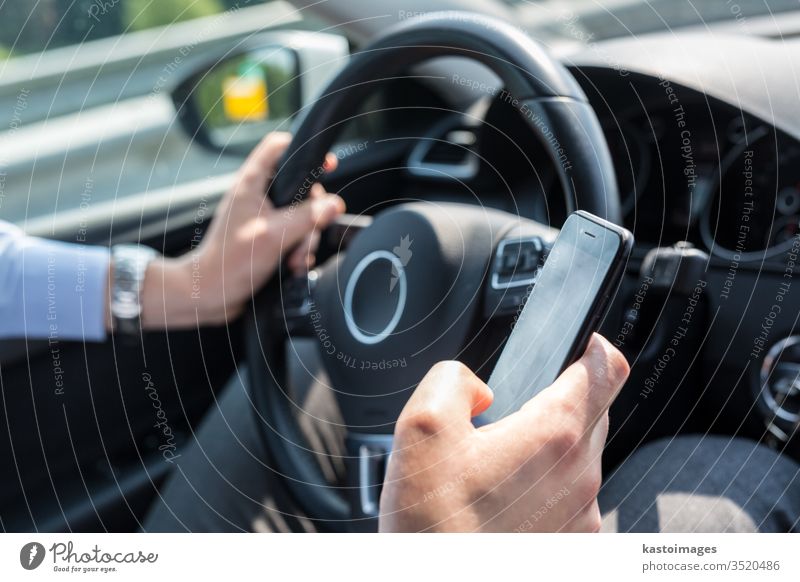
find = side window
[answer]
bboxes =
[0,0,311,224]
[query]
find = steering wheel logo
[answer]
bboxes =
[344,236,412,345]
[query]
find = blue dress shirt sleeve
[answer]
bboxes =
[0,220,109,341]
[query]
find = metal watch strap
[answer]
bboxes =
[110,244,158,335]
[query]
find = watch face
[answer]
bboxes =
[111,245,157,331]
[111,299,142,320]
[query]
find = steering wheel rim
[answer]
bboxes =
[247,11,621,530]
[270,11,620,223]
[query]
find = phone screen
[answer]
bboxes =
[482,213,626,423]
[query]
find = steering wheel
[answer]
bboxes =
[245,11,620,531]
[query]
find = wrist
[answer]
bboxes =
[140,255,231,329]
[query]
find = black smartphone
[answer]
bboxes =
[481,210,633,423]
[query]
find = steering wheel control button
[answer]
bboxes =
[492,237,543,288]
[484,237,545,317]
[344,250,408,345]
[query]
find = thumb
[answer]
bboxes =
[396,361,493,442]
[272,193,345,254]
[510,334,629,434]
[537,333,629,428]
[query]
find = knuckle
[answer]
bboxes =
[554,393,578,417]
[238,169,262,190]
[550,426,581,461]
[431,360,471,379]
[270,131,292,146]
[467,477,498,509]
[426,360,479,395]
[396,408,446,440]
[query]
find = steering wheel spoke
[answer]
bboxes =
[344,433,394,527]
[279,214,372,337]
[319,213,372,259]
[279,271,319,338]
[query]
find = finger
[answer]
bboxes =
[324,152,338,173]
[287,230,320,274]
[396,361,493,442]
[285,184,338,272]
[562,499,602,533]
[271,193,345,256]
[589,411,610,454]
[485,335,627,464]
[309,182,327,200]
[237,131,293,196]
[521,334,629,431]
[554,334,629,427]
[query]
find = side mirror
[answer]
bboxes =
[171,31,349,156]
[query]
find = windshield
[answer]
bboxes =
[5,0,798,59]
[500,0,800,40]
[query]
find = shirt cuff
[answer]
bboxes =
[18,237,110,342]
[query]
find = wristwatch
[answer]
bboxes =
[110,244,159,335]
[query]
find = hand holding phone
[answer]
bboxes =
[481,211,633,423]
